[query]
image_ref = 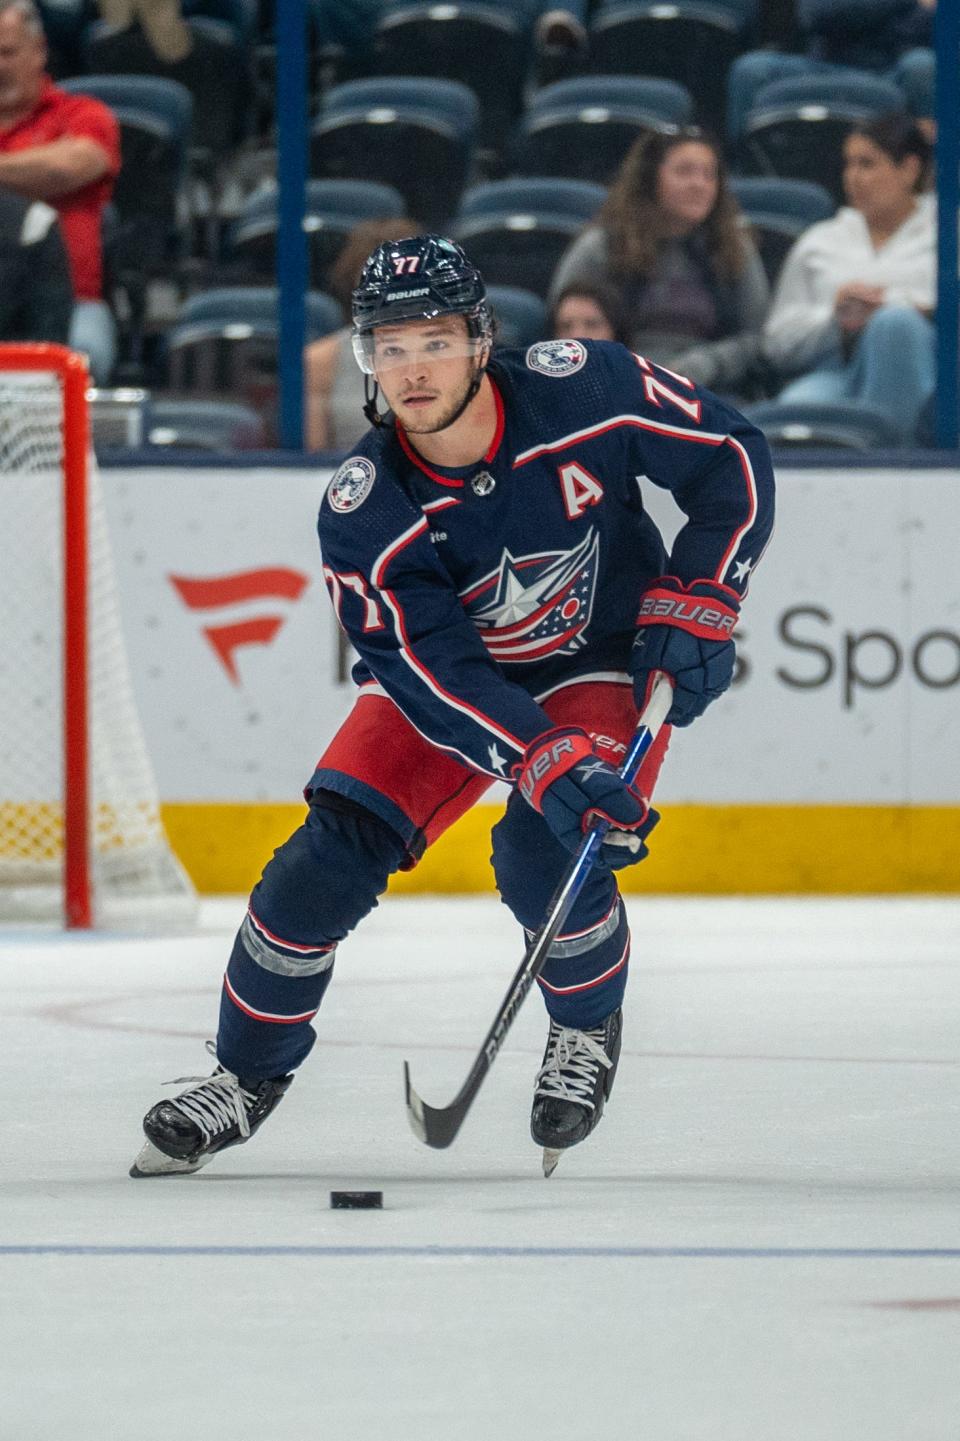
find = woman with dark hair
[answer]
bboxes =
[548,279,629,343]
[548,127,769,395]
[763,113,935,440]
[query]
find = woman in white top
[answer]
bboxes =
[763,113,935,441]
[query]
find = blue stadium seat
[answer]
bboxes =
[371,2,528,158]
[60,75,193,365]
[81,15,252,167]
[146,398,268,450]
[452,178,605,297]
[729,176,836,285]
[513,76,693,183]
[743,399,903,450]
[311,78,479,228]
[486,285,548,349]
[588,1,749,136]
[166,287,342,395]
[736,72,906,204]
[228,179,407,286]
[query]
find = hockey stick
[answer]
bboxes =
[403,671,674,1149]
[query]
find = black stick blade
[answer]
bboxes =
[403,1060,476,1149]
[403,1061,428,1144]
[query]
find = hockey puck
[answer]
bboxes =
[330,1190,383,1209]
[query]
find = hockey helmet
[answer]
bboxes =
[351,234,493,374]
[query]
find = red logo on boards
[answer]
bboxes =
[169,567,309,683]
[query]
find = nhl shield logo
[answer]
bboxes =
[526,338,587,377]
[471,470,496,497]
[328,456,376,513]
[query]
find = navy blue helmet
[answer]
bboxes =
[352,234,493,373]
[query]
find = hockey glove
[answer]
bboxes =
[631,576,739,728]
[515,727,659,870]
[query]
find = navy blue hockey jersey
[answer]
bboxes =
[318,339,775,781]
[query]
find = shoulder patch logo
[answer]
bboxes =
[526,338,587,377]
[328,456,376,513]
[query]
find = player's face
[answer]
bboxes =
[843,134,920,220]
[372,316,483,433]
[656,142,719,231]
[0,12,45,114]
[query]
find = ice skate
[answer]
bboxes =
[130,1043,293,1177]
[531,1008,622,1177]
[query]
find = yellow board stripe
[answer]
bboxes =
[159,802,960,895]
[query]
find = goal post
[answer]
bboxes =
[0,343,197,927]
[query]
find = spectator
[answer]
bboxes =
[0,0,121,382]
[0,187,72,340]
[96,0,191,63]
[727,0,936,145]
[549,127,769,396]
[548,280,629,343]
[533,5,589,87]
[305,216,421,452]
[762,113,935,440]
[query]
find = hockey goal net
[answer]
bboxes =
[0,344,196,927]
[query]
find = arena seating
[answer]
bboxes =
[310,77,479,228]
[60,74,193,368]
[371,1,529,159]
[228,178,407,287]
[513,75,693,184]
[146,396,268,449]
[81,15,252,179]
[588,0,750,137]
[451,178,606,297]
[486,286,549,349]
[25,0,938,450]
[742,399,905,450]
[165,286,341,400]
[735,72,907,204]
[728,176,835,286]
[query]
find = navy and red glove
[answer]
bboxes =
[631,576,739,727]
[515,727,659,869]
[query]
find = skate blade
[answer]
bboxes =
[542,1147,563,1178]
[129,1138,210,1178]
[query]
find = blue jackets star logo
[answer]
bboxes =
[461,528,600,663]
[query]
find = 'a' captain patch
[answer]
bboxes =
[328,456,376,513]
[526,339,587,377]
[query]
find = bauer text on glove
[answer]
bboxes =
[631,577,739,727]
[515,727,659,869]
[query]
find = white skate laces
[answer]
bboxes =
[162,1041,256,1142]
[534,1021,613,1112]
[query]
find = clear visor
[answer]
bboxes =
[352,330,487,375]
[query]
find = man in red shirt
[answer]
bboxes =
[0,0,121,381]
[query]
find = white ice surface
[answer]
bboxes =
[2,895,960,1441]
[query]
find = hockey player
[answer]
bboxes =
[131,235,775,1179]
